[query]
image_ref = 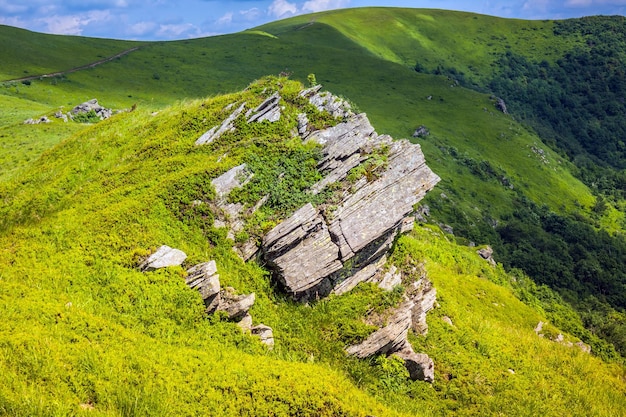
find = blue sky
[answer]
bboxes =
[1,0,625,41]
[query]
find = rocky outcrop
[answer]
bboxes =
[246,92,281,123]
[183,260,273,348]
[71,99,112,120]
[262,109,440,300]
[345,279,436,382]
[139,245,187,271]
[195,103,246,145]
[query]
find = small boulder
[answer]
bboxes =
[495,97,508,114]
[139,245,187,271]
[393,347,434,383]
[186,261,221,312]
[477,246,496,266]
[217,288,256,321]
[412,125,430,138]
[251,324,275,348]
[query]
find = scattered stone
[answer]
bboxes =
[575,341,591,354]
[301,85,353,119]
[212,164,251,199]
[237,313,253,331]
[246,92,281,123]
[508,368,516,374]
[139,245,187,271]
[346,294,435,383]
[251,324,275,348]
[54,111,68,122]
[441,224,454,235]
[412,125,430,138]
[377,265,402,291]
[186,261,220,312]
[23,116,51,124]
[408,278,437,335]
[442,316,454,326]
[217,288,255,321]
[495,97,508,114]
[297,113,309,137]
[71,99,112,120]
[415,205,430,222]
[195,102,246,145]
[211,164,252,241]
[393,347,434,383]
[346,299,413,358]
[477,246,496,266]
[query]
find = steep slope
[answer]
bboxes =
[1,77,625,416]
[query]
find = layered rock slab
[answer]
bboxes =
[262,111,440,300]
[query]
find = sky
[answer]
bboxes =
[0,0,625,41]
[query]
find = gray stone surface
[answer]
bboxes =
[217,289,256,322]
[345,299,413,358]
[264,204,342,296]
[71,99,112,120]
[195,102,246,145]
[246,92,281,123]
[139,245,187,271]
[212,164,250,199]
[262,108,439,300]
[408,278,437,335]
[251,324,275,348]
[378,265,403,291]
[186,261,221,312]
[393,347,435,383]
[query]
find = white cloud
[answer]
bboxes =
[127,21,157,36]
[216,12,233,25]
[268,0,297,18]
[240,7,262,22]
[302,0,349,13]
[0,1,29,14]
[36,10,112,35]
[566,0,593,6]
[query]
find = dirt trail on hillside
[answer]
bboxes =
[3,46,142,82]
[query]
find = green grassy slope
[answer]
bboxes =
[2,9,624,355]
[0,25,139,80]
[256,8,576,79]
[1,77,624,416]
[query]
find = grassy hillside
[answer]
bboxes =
[2,6,625,356]
[1,6,626,414]
[1,76,625,416]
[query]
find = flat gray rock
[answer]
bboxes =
[139,245,187,271]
